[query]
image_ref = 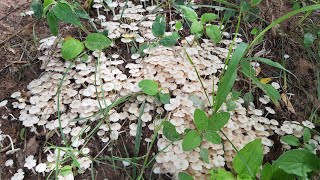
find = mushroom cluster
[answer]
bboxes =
[2,1,318,179]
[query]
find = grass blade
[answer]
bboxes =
[133,100,146,178]
[214,42,248,112]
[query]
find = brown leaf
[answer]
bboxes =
[281,93,296,114]
[24,136,39,156]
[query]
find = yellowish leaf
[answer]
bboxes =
[260,78,272,84]
[281,93,296,114]
[255,67,261,76]
[64,35,73,41]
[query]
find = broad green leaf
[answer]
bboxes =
[60,165,72,176]
[201,13,218,23]
[209,168,235,180]
[47,11,59,36]
[281,135,301,146]
[52,2,82,27]
[203,130,221,144]
[159,35,179,47]
[175,21,183,30]
[191,21,203,34]
[241,60,281,106]
[31,0,43,19]
[233,139,263,177]
[292,2,301,10]
[251,0,262,6]
[222,10,235,22]
[84,33,112,51]
[237,174,253,180]
[240,1,251,12]
[208,112,230,131]
[303,128,311,143]
[178,172,194,180]
[214,43,248,111]
[180,6,198,23]
[200,148,209,163]
[194,109,208,131]
[182,130,201,151]
[243,58,295,77]
[188,95,205,109]
[260,163,273,180]
[304,32,316,48]
[44,0,54,8]
[206,25,222,43]
[159,93,170,104]
[274,149,320,177]
[163,121,180,141]
[152,15,166,37]
[61,38,84,60]
[138,80,158,96]
[271,165,295,180]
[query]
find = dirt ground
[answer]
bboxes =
[0,0,319,179]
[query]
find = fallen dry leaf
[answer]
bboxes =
[281,93,296,114]
[260,78,272,84]
[24,136,39,156]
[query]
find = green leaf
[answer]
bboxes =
[178,172,194,180]
[233,139,263,177]
[206,25,222,43]
[180,6,198,23]
[243,58,295,77]
[60,165,73,176]
[304,33,316,48]
[271,165,295,180]
[200,148,209,163]
[163,121,180,141]
[280,135,301,146]
[240,60,281,106]
[274,149,320,177]
[243,92,254,107]
[292,2,301,11]
[208,112,230,131]
[175,21,183,30]
[31,0,43,19]
[52,2,82,27]
[75,9,90,19]
[240,1,251,12]
[260,163,273,180]
[237,174,253,180]
[84,33,112,51]
[159,93,170,104]
[138,80,158,96]
[215,43,248,111]
[193,109,208,131]
[191,21,203,34]
[226,100,236,111]
[251,0,262,6]
[19,128,25,140]
[152,15,166,37]
[44,0,54,8]
[188,95,205,109]
[209,169,235,180]
[159,35,179,47]
[201,13,218,23]
[182,130,202,151]
[61,38,84,60]
[304,143,316,152]
[47,11,59,36]
[203,130,221,144]
[303,128,311,143]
